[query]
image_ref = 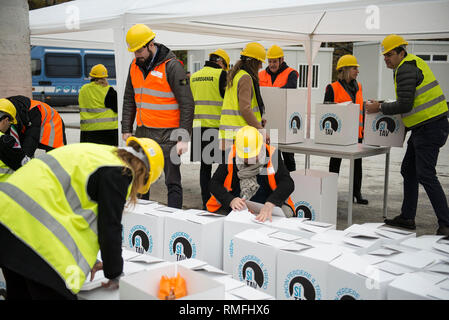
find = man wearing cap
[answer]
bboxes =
[366,34,449,236]
[190,49,229,209]
[259,45,299,172]
[122,24,194,208]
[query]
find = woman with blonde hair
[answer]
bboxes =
[219,42,267,150]
[79,64,119,146]
[0,137,164,299]
[324,54,368,205]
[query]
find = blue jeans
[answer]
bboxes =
[400,117,449,227]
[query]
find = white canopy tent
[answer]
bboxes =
[29,0,449,140]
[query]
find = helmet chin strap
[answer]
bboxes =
[119,146,150,171]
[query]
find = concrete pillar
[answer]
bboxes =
[0,0,32,98]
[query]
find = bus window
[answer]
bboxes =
[31,59,41,76]
[45,53,82,78]
[84,54,116,78]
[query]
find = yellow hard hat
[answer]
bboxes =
[336,54,360,70]
[89,64,108,78]
[235,126,264,159]
[126,24,156,52]
[240,42,266,63]
[0,98,17,124]
[381,34,408,55]
[210,48,230,71]
[266,45,284,59]
[126,136,164,194]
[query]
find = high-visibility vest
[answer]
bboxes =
[0,131,14,182]
[190,66,223,128]
[30,100,65,148]
[259,67,298,87]
[395,54,448,128]
[330,81,364,139]
[78,82,118,131]
[206,143,296,214]
[0,143,130,294]
[219,70,261,145]
[130,58,180,128]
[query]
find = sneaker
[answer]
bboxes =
[436,225,449,236]
[384,215,416,230]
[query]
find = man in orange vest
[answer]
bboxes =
[6,95,66,157]
[324,54,368,205]
[122,24,194,208]
[259,45,299,172]
[207,126,295,222]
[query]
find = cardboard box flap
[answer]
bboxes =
[214,277,246,291]
[401,236,444,250]
[425,261,449,275]
[186,214,223,225]
[378,226,415,235]
[373,260,413,276]
[375,228,414,240]
[303,220,333,228]
[257,237,289,248]
[413,271,448,285]
[298,222,333,234]
[122,249,143,261]
[234,228,270,242]
[196,211,224,218]
[311,230,346,244]
[155,206,183,214]
[368,247,401,257]
[332,253,366,273]
[302,245,344,262]
[426,287,449,300]
[269,231,302,242]
[228,285,274,300]
[280,242,313,252]
[294,238,321,247]
[343,236,379,248]
[433,243,449,255]
[438,278,449,291]
[137,199,158,205]
[175,258,207,270]
[346,232,380,240]
[128,255,165,265]
[388,251,440,269]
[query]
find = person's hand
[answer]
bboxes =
[230,197,246,211]
[90,260,103,281]
[101,279,119,290]
[256,202,275,222]
[176,141,189,156]
[122,133,132,142]
[366,100,381,114]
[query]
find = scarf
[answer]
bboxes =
[236,160,264,200]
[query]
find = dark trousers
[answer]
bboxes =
[80,129,119,146]
[2,268,77,300]
[329,157,363,197]
[282,152,296,172]
[400,117,449,227]
[191,127,225,206]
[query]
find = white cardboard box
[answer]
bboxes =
[327,252,413,300]
[314,102,359,145]
[260,87,306,144]
[122,205,180,258]
[277,243,349,300]
[163,209,224,269]
[289,169,338,225]
[232,228,288,297]
[119,264,225,300]
[387,272,449,300]
[344,223,416,246]
[364,113,405,147]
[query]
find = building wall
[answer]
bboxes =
[354,41,449,102]
[187,47,334,113]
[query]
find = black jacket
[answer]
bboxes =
[0,134,26,170]
[0,166,132,299]
[122,43,194,140]
[209,147,294,212]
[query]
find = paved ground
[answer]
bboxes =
[56,110,449,237]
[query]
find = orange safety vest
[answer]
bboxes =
[206,143,296,214]
[259,67,298,87]
[29,100,65,148]
[130,58,180,128]
[330,81,364,139]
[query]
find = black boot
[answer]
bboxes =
[353,193,368,205]
[384,215,416,230]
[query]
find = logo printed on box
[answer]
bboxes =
[371,115,400,137]
[289,112,302,134]
[128,225,153,254]
[228,239,234,258]
[294,201,315,220]
[319,113,342,135]
[283,269,322,300]
[238,255,269,290]
[168,232,197,261]
[334,287,361,300]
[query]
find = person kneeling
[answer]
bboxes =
[207,126,295,222]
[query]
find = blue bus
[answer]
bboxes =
[31,46,117,106]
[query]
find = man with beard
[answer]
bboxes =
[122,24,194,208]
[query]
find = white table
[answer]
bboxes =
[276,139,391,226]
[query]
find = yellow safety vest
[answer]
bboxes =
[78,82,118,131]
[0,132,14,182]
[0,143,130,294]
[190,66,223,128]
[395,54,448,128]
[219,70,261,144]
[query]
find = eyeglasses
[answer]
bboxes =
[383,51,397,58]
